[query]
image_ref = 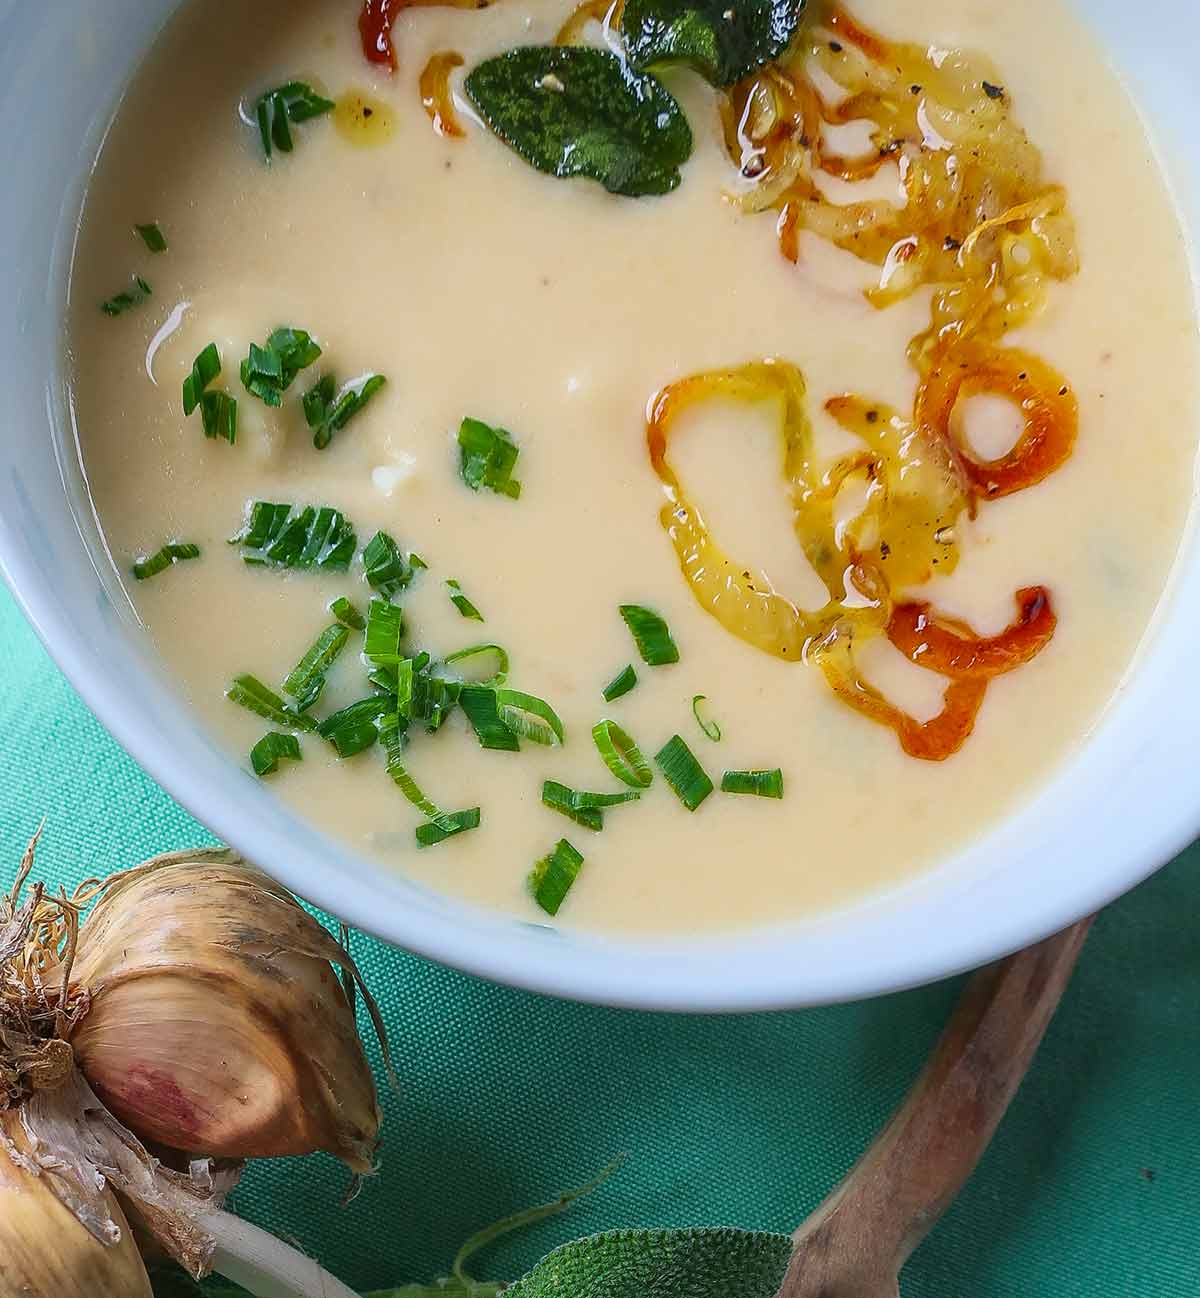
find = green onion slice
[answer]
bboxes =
[619,604,680,666]
[459,685,521,751]
[416,808,481,848]
[240,326,322,405]
[692,694,721,742]
[101,275,152,317]
[443,642,509,685]
[131,542,200,581]
[542,779,640,832]
[199,389,238,444]
[362,530,416,599]
[329,596,366,630]
[255,81,335,159]
[382,726,462,837]
[601,664,638,702]
[226,674,316,731]
[182,343,221,415]
[317,696,390,758]
[591,719,652,789]
[282,623,349,705]
[250,731,302,777]
[446,578,484,622]
[721,768,784,798]
[232,502,356,571]
[304,372,386,449]
[457,416,522,499]
[134,222,167,253]
[655,734,713,811]
[529,838,584,917]
[364,597,404,665]
[496,688,564,746]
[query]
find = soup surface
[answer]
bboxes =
[70,0,1197,934]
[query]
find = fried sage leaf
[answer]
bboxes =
[622,0,807,87]
[464,46,692,197]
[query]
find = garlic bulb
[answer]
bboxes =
[0,1107,153,1297]
[68,850,384,1173]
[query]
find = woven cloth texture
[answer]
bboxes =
[0,589,1196,1296]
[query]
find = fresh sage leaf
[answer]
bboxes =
[622,0,808,87]
[503,1227,793,1297]
[465,46,692,197]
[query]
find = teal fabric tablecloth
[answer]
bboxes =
[1,588,1197,1296]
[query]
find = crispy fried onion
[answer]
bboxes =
[646,361,1061,758]
[722,1,1079,366]
[419,51,466,138]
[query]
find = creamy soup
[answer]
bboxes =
[69,0,1197,935]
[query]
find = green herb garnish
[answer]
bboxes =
[465,47,692,197]
[101,275,152,317]
[250,731,302,777]
[542,779,640,832]
[591,719,653,788]
[721,768,784,798]
[655,734,713,810]
[460,684,522,751]
[621,0,808,87]
[416,807,482,848]
[240,327,322,406]
[226,674,316,730]
[255,81,335,159]
[497,688,565,746]
[364,597,404,665]
[303,372,386,449]
[602,664,638,702]
[317,695,391,758]
[362,530,418,599]
[131,542,200,581]
[529,837,585,916]
[458,416,523,499]
[329,595,366,630]
[282,623,350,711]
[692,694,721,742]
[447,579,485,622]
[620,604,679,666]
[232,502,356,571]
[182,343,237,443]
[134,222,168,253]
[443,642,510,684]
[183,343,221,415]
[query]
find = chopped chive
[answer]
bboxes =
[692,694,721,742]
[240,326,322,405]
[282,623,349,706]
[497,688,564,746]
[620,604,679,666]
[409,663,462,732]
[382,726,461,833]
[232,502,356,571]
[655,735,713,811]
[721,768,784,798]
[317,695,390,758]
[529,838,584,917]
[101,275,152,316]
[410,552,429,570]
[601,664,637,702]
[446,578,484,622]
[591,719,652,789]
[255,81,335,159]
[183,343,221,415]
[200,389,238,443]
[134,222,167,253]
[459,684,521,751]
[329,595,366,630]
[131,542,200,581]
[542,779,640,832]
[362,530,417,599]
[226,674,316,731]
[250,731,302,777]
[364,597,404,665]
[457,416,522,499]
[443,642,509,684]
[416,807,481,848]
[304,372,387,449]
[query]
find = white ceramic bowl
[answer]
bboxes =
[1,0,1197,1011]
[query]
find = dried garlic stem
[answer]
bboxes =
[201,1207,360,1298]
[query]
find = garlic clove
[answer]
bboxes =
[69,850,383,1173]
[0,1107,153,1298]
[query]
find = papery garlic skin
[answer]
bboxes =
[68,850,382,1173]
[0,1108,153,1298]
